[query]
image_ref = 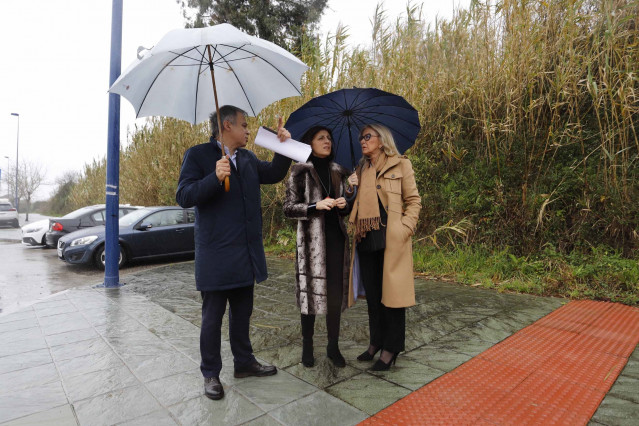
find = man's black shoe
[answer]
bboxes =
[204,377,224,400]
[234,361,278,378]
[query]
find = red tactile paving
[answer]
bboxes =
[360,301,639,425]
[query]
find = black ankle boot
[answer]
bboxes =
[302,338,314,367]
[327,341,346,368]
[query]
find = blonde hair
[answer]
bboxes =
[359,124,399,166]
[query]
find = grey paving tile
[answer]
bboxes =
[0,403,77,426]
[63,365,139,403]
[122,351,198,383]
[269,390,367,426]
[115,410,177,426]
[0,335,48,358]
[368,358,445,390]
[145,369,204,407]
[422,314,467,336]
[50,337,111,362]
[0,316,39,334]
[234,370,317,412]
[0,363,59,396]
[0,327,44,345]
[608,375,639,404]
[284,359,361,389]
[429,330,495,356]
[34,302,78,318]
[254,344,303,370]
[0,381,68,424]
[168,391,264,425]
[621,358,639,380]
[45,327,99,348]
[56,350,124,380]
[0,309,36,325]
[39,312,91,336]
[240,414,284,426]
[325,372,411,415]
[591,395,639,426]
[404,346,473,372]
[73,385,161,426]
[0,348,52,375]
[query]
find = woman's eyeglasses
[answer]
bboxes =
[358,133,379,142]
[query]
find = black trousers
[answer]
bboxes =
[358,248,406,353]
[200,286,256,378]
[301,221,345,342]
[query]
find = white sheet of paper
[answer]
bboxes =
[254,126,312,163]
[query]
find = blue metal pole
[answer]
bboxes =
[103,0,123,287]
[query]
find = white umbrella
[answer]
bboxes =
[109,23,308,190]
[110,23,308,123]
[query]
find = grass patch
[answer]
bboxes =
[414,244,639,306]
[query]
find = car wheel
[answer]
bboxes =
[94,245,126,270]
[11,219,19,228]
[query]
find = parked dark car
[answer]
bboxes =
[57,206,195,269]
[45,204,142,248]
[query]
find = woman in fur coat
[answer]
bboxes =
[283,126,352,368]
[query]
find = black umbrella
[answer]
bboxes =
[285,88,420,169]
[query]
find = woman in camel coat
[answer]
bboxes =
[347,123,421,371]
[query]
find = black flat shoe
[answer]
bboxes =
[357,346,381,361]
[327,341,346,368]
[370,352,399,371]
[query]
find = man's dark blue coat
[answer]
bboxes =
[176,137,291,291]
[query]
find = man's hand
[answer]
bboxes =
[216,156,231,183]
[334,197,347,209]
[276,116,291,142]
[316,198,335,210]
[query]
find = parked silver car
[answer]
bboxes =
[0,199,19,228]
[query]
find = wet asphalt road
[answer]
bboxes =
[0,214,192,315]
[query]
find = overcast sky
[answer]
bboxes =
[0,0,469,201]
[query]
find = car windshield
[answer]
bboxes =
[119,208,153,226]
[0,203,13,211]
[62,206,102,219]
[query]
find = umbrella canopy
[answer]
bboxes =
[285,88,420,170]
[109,23,308,124]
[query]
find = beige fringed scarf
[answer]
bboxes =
[350,152,387,242]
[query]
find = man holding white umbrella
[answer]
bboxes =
[177,106,291,400]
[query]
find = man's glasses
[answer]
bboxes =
[358,133,379,142]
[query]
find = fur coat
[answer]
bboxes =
[283,161,351,315]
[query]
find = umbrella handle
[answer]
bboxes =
[207,45,231,193]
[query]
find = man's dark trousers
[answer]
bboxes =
[200,285,256,378]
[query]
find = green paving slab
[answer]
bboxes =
[269,391,367,426]
[367,357,446,390]
[591,395,639,426]
[167,391,264,426]
[284,359,361,389]
[325,372,411,415]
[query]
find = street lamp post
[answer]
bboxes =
[10,113,19,211]
[3,156,8,197]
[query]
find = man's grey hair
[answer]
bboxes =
[210,105,247,139]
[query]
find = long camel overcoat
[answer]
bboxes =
[348,155,422,308]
